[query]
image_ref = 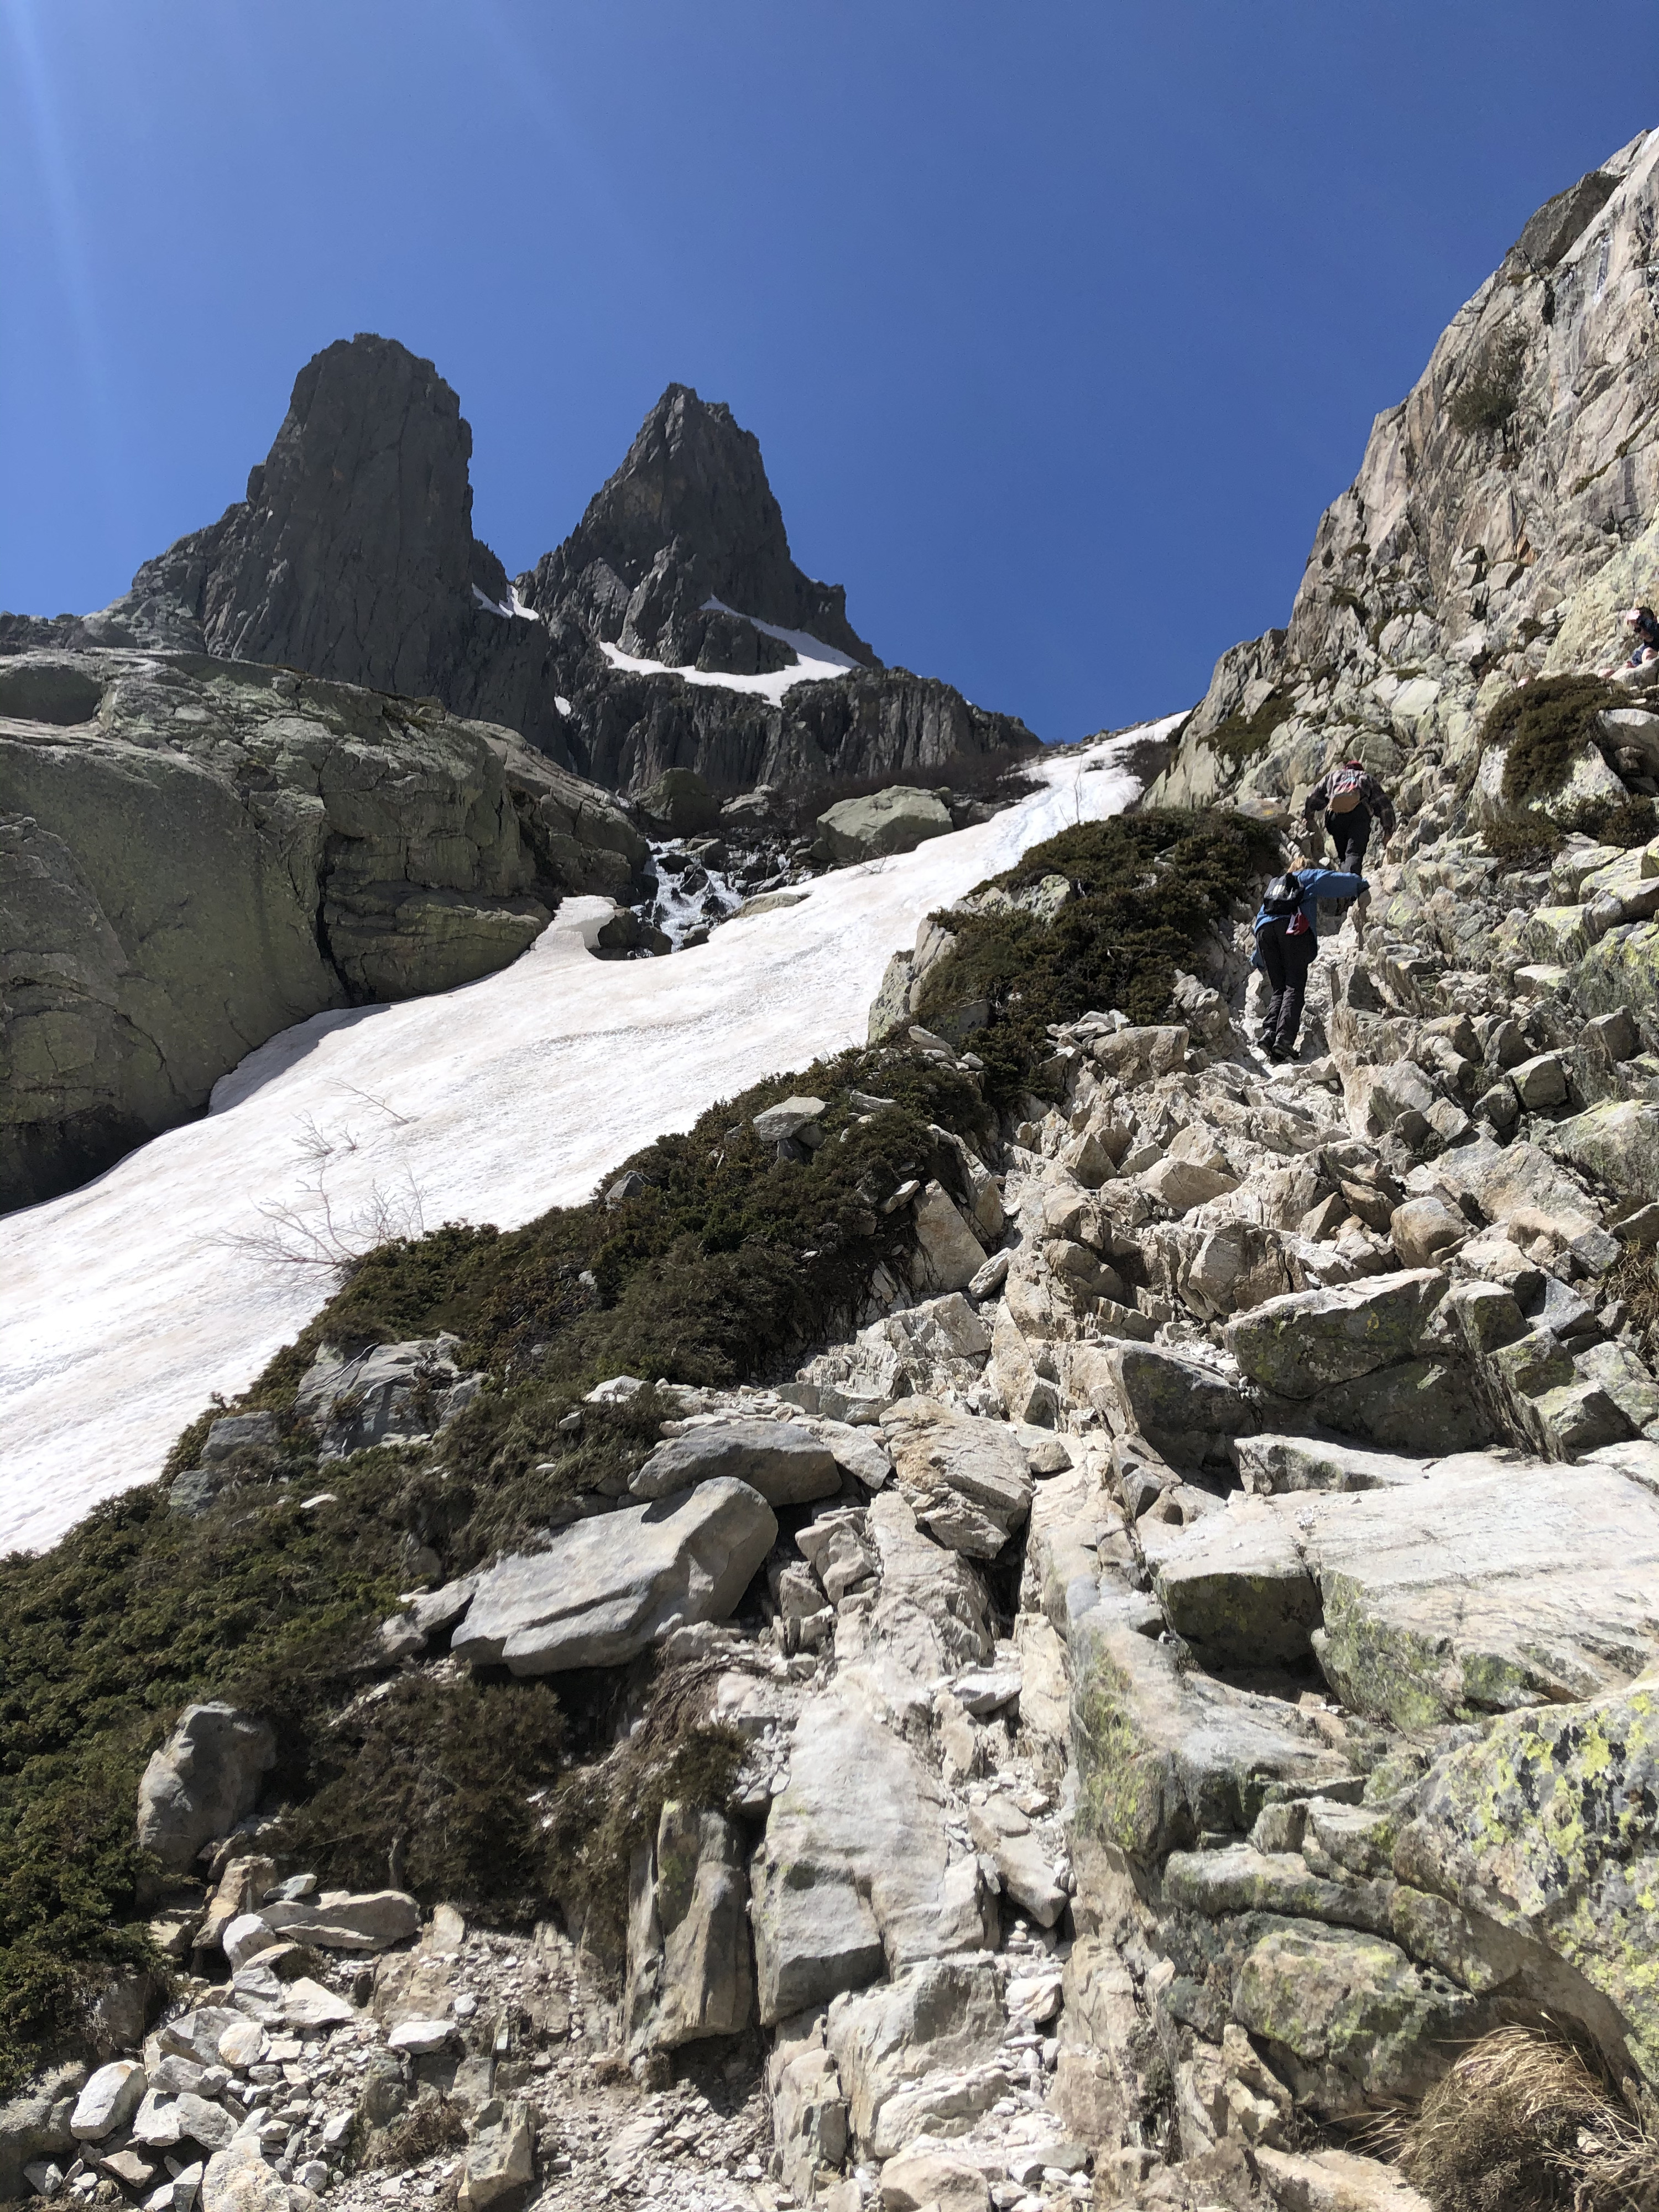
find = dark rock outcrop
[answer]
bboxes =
[525,382,875,671]
[2,339,1035,799]
[0,647,648,1211]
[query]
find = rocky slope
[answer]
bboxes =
[1,340,1036,799]
[1150,128,1659,827]
[0,648,647,1210]
[7,135,1659,2212]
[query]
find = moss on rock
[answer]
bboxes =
[1399,1680,1659,2086]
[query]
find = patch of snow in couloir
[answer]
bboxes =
[598,602,859,703]
[0,722,1182,1553]
[698,598,863,672]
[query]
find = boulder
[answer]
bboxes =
[629,1420,840,1505]
[624,1802,753,2055]
[1145,1506,1321,1667]
[293,1335,480,1461]
[131,2089,236,2152]
[1265,1458,1659,1727]
[880,2148,992,2212]
[641,766,720,834]
[1387,1198,1466,1270]
[910,1181,989,1294]
[201,2139,318,2210]
[770,2035,849,2199]
[883,1397,1033,1558]
[1070,1615,1352,1865]
[1232,1921,1481,2116]
[261,1888,420,1950]
[1224,1270,1447,1399]
[817,787,953,863]
[750,1691,993,2022]
[1396,1674,1659,2083]
[136,1704,276,1874]
[1342,1061,1438,1148]
[1081,1342,1258,1466]
[1141,1156,1240,1215]
[833,1490,996,1688]
[450,1479,776,1672]
[1234,1434,1437,1496]
[0,2060,86,2201]
[753,1094,827,1144]
[826,1957,1008,2158]
[1545,1098,1659,1205]
[966,1793,1066,1927]
[456,2100,536,2210]
[70,2062,147,2142]
[1251,2145,1432,2212]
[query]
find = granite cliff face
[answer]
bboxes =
[1151,128,1659,817]
[0,649,646,1209]
[3,343,1032,797]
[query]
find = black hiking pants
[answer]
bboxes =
[1325,804,1371,870]
[1258,922,1318,1056]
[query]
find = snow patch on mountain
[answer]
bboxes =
[0,727,1174,1553]
[599,602,859,702]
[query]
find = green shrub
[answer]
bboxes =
[1481,817,1563,873]
[540,1666,747,1955]
[1574,794,1658,849]
[270,1674,566,1918]
[0,1047,992,2085]
[0,1460,414,2088]
[914,810,1279,1108]
[1203,689,1296,766]
[1480,674,1624,810]
[1448,328,1528,435]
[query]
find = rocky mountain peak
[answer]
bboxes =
[91,334,509,697]
[203,332,510,685]
[529,380,877,672]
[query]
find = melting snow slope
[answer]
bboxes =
[0,728,1173,1552]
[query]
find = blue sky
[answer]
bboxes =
[2,2,1655,739]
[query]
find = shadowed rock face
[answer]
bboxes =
[1,338,1033,796]
[528,382,876,671]
[0,646,648,1211]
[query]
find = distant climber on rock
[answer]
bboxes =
[1301,759,1396,871]
[1604,603,1659,676]
[1251,864,1369,1064]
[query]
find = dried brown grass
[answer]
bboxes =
[1398,2026,1659,2211]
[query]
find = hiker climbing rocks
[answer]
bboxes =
[1251,863,1369,1063]
[1302,759,1396,871]
[1614,604,1659,672]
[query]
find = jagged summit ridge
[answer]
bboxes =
[529,381,877,671]
[1,338,1023,795]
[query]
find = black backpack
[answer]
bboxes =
[1261,872,1303,917]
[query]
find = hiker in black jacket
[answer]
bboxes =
[1251,865,1368,1062]
[1302,760,1397,872]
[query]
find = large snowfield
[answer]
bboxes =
[0,728,1174,1554]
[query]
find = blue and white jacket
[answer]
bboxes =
[1250,868,1368,968]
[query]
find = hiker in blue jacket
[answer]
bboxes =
[1251,865,1368,1063]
